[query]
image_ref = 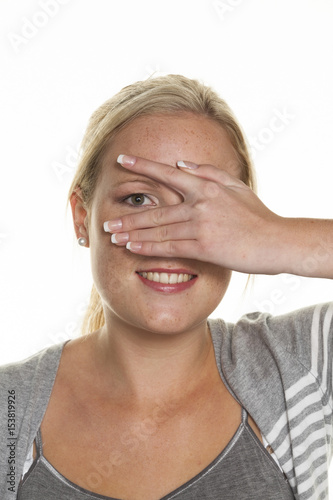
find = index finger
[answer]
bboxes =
[116,154,201,196]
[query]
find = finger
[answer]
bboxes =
[111,222,196,246]
[177,161,247,189]
[104,203,191,233]
[117,154,203,197]
[125,239,203,260]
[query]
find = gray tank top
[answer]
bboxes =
[18,409,295,500]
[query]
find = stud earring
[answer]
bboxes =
[78,237,87,246]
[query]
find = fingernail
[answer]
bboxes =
[111,233,129,244]
[126,241,142,252]
[177,160,198,169]
[117,154,137,166]
[104,220,122,232]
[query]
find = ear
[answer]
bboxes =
[69,188,90,246]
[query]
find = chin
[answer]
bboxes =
[130,308,209,337]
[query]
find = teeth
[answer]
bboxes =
[160,273,169,284]
[138,271,195,284]
[169,274,178,284]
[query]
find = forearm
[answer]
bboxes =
[276,218,333,279]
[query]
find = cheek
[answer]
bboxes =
[87,201,142,310]
[87,209,128,297]
[205,266,232,304]
[91,242,137,307]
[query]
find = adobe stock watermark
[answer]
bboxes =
[248,107,295,160]
[83,398,179,489]
[52,143,80,183]
[251,233,333,315]
[212,0,244,21]
[300,233,333,276]
[45,298,89,346]
[7,0,72,53]
[252,274,301,315]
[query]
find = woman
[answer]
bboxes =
[0,75,332,500]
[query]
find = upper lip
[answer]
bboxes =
[136,268,197,275]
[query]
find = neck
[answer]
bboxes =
[93,317,213,404]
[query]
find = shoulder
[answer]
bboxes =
[0,342,67,410]
[0,342,68,493]
[0,342,67,450]
[209,303,333,440]
[209,302,333,402]
[0,341,67,385]
[210,302,333,358]
[210,302,333,403]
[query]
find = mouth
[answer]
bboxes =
[137,271,196,284]
[136,268,198,293]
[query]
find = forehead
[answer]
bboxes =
[101,112,240,177]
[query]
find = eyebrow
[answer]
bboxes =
[112,177,162,190]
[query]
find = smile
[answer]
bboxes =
[137,271,196,284]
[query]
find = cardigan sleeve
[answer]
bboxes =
[219,302,333,500]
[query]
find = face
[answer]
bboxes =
[76,113,240,336]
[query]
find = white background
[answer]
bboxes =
[1,0,333,491]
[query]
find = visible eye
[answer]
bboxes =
[123,193,156,207]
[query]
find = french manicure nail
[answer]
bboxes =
[104,220,122,232]
[126,242,142,252]
[111,233,129,244]
[177,160,198,169]
[117,154,137,166]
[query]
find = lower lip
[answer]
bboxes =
[136,273,198,293]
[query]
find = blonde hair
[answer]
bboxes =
[68,74,256,334]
